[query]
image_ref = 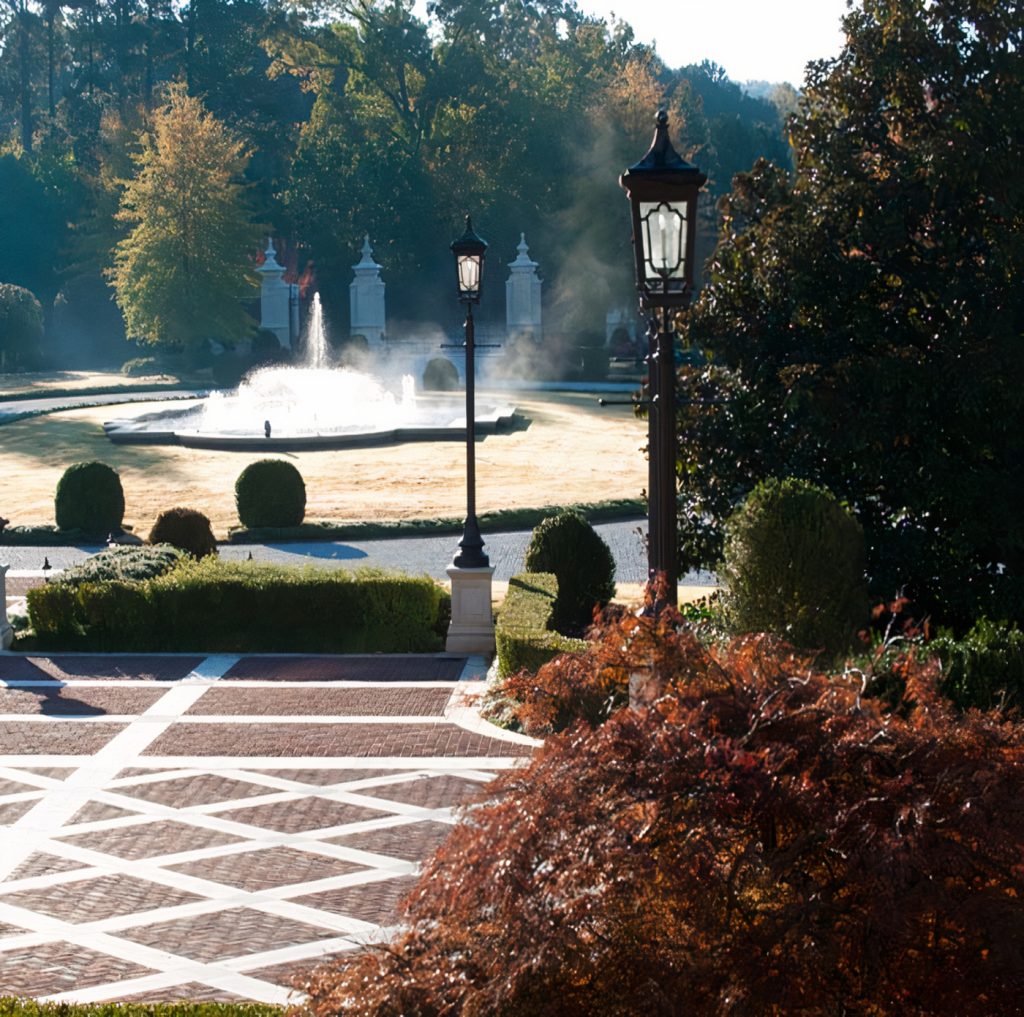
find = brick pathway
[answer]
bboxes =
[0,653,538,1003]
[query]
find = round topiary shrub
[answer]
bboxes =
[54,461,126,536]
[149,507,218,558]
[719,477,868,655]
[524,510,616,633]
[423,357,459,392]
[235,459,306,528]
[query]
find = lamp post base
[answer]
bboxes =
[446,565,496,654]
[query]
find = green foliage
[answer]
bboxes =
[53,545,185,589]
[932,618,1024,713]
[0,283,44,369]
[422,357,459,392]
[211,353,247,389]
[719,478,869,656]
[235,460,306,528]
[109,85,261,349]
[54,462,126,536]
[679,0,1024,628]
[149,508,218,559]
[251,329,285,366]
[524,510,616,632]
[27,559,447,652]
[494,573,588,681]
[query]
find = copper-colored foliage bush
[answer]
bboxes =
[298,608,1024,1017]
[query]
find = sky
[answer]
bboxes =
[576,0,852,85]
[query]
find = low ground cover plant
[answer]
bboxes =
[51,544,185,588]
[27,557,447,653]
[300,607,1024,1016]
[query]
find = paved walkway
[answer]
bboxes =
[0,653,537,1002]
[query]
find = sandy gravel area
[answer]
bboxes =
[1,391,647,538]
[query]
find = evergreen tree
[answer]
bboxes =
[109,83,261,347]
[678,0,1024,626]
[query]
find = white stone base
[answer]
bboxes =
[0,565,12,649]
[446,565,496,654]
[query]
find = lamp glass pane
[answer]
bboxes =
[457,254,482,297]
[639,201,687,282]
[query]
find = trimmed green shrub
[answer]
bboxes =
[932,618,1024,712]
[149,507,218,558]
[0,283,43,369]
[235,459,306,528]
[251,329,285,367]
[27,559,447,653]
[53,544,184,589]
[495,572,588,679]
[54,461,126,536]
[524,511,615,632]
[423,357,459,391]
[719,477,869,656]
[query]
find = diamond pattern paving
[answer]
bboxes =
[143,722,528,757]
[57,819,245,860]
[216,796,392,834]
[168,845,367,892]
[118,907,340,963]
[0,650,533,1003]
[0,944,155,995]
[113,773,273,808]
[1,873,203,923]
[329,821,454,862]
[295,875,419,924]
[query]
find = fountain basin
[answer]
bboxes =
[103,392,520,451]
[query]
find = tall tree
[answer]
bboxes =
[109,83,261,346]
[677,0,1024,626]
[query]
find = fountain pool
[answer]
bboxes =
[104,296,517,451]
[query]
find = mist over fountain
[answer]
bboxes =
[104,294,517,450]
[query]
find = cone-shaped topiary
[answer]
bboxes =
[719,476,869,656]
[524,510,615,633]
[235,459,306,528]
[149,507,218,558]
[54,461,125,536]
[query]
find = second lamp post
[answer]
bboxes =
[620,110,706,609]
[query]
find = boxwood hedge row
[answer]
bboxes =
[27,558,449,653]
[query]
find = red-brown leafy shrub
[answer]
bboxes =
[297,610,1024,1017]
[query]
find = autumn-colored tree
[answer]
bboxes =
[109,83,260,347]
[298,607,1024,1015]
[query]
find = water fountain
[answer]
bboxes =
[104,295,517,450]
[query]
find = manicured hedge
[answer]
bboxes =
[494,572,587,679]
[27,558,449,653]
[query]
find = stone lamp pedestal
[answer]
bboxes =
[446,565,496,654]
[1,565,15,649]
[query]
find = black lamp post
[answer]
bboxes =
[450,216,489,569]
[620,110,706,608]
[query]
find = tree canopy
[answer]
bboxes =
[0,0,790,340]
[678,0,1024,627]
[109,84,260,346]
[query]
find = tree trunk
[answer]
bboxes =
[18,5,33,152]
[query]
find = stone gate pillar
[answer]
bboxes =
[258,239,291,349]
[350,236,387,347]
[505,233,542,339]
